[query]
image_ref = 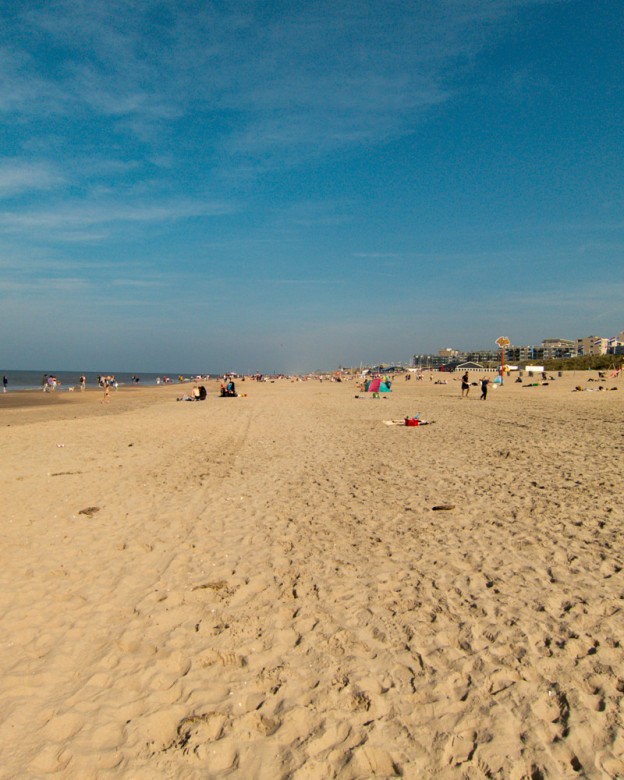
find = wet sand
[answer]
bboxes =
[1,373,623,778]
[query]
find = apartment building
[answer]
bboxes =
[506,345,543,363]
[577,336,609,356]
[413,330,622,368]
[541,338,576,359]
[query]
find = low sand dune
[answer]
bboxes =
[1,373,622,778]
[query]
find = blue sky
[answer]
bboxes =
[1,0,622,373]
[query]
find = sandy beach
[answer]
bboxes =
[1,373,622,779]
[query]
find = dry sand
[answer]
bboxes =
[1,373,623,779]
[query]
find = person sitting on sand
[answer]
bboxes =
[220,381,237,397]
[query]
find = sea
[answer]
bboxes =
[0,370,210,392]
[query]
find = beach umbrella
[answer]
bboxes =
[364,377,391,393]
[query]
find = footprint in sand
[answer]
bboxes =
[442,731,476,766]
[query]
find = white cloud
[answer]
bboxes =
[110,278,165,288]
[0,276,89,294]
[0,160,64,197]
[1,0,553,166]
[0,197,233,233]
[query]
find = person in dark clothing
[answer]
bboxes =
[480,376,489,400]
[461,372,470,398]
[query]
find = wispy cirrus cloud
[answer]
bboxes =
[0,197,234,234]
[1,0,552,167]
[110,278,166,288]
[0,276,89,294]
[0,159,64,197]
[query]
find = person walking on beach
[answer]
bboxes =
[2,375,7,393]
[480,376,489,400]
[101,379,111,404]
[461,371,470,398]
[79,374,86,392]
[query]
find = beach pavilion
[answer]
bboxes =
[455,361,485,371]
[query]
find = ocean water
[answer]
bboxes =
[0,370,206,392]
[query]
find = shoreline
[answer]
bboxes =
[0,381,189,411]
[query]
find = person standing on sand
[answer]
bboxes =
[79,374,86,391]
[101,379,111,404]
[480,376,489,400]
[2,375,7,393]
[461,371,470,398]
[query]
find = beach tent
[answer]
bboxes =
[364,377,391,393]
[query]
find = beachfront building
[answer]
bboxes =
[607,332,624,355]
[464,349,500,365]
[506,345,542,364]
[438,347,463,360]
[541,338,576,359]
[413,349,500,369]
[413,348,468,370]
[412,331,622,369]
[577,336,609,356]
[412,353,457,369]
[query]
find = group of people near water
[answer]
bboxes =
[41,374,69,392]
